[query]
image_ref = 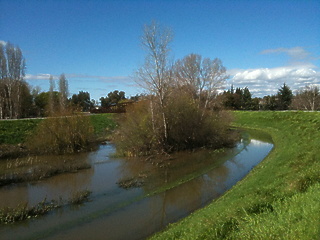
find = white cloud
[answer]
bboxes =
[226,46,320,97]
[0,40,7,46]
[25,73,132,83]
[227,66,320,97]
[260,46,317,66]
[25,73,52,80]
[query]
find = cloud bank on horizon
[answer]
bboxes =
[227,46,320,97]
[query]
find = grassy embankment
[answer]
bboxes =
[151,111,320,240]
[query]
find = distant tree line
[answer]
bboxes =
[1,41,319,120]
[220,83,320,111]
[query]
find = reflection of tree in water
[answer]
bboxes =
[146,162,230,227]
[116,149,229,190]
[115,146,244,227]
[203,163,230,198]
[145,161,230,227]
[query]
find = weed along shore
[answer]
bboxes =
[150,111,320,240]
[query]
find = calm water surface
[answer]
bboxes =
[0,131,273,240]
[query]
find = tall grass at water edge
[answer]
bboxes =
[150,111,320,240]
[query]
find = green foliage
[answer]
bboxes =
[0,119,42,144]
[262,95,278,110]
[222,86,258,110]
[100,90,126,108]
[150,111,320,240]
[34,91,60,117]
[71,91,92,112]
[277,83,293,110]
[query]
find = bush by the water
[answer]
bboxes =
[27,112,94,154]
[121,23,234,157]
[114,94,236,157]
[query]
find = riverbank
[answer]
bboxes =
[0,114,116,159]
[0,114,117,186]
[151,111,320,239]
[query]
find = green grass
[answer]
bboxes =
[150,111,320,240]
[89,113,117,136]
[0,119,42,144]
[0,114,117,145]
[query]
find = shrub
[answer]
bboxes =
[114,100,157,156]
[27,111,94,154]
[165,92,235,151]
[114,93,236,157]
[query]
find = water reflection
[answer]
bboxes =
[0,131,273,240]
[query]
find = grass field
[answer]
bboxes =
[0,114,117,145]
[151,111,320,240]
[0,119,42,145]
[89,113,117,138]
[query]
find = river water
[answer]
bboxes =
[0,131,273,240]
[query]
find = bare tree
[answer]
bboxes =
[174,54,228,115]
[116,23,234,156]
[0,43,6,118]
[136,21,173,143]
[58,73,69,111]
[0,42,26,119]
[291,85,320,111]
[48,75,55,115]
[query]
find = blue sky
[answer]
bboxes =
[1,0,319,101]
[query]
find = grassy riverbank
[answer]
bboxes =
[0,114,116,145]
[151,111,320,240]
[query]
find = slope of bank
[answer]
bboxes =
[151,111,320,239]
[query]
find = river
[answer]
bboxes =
[0,130,273,240]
